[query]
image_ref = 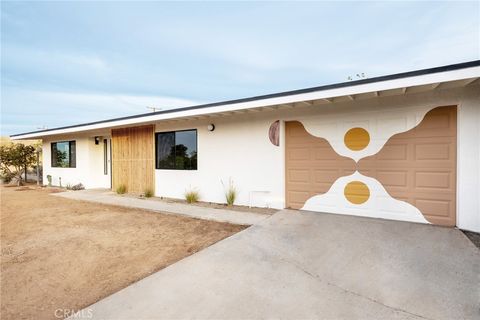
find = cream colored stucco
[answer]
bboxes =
[42,135,111,189]
[40,85,480,231]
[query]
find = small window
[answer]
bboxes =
[155,130,197,170]
[51,141,76,168]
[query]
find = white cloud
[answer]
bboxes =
[143,3,479,76]
[1,88,199,135]
[2,45,110,79]
[1,1,479,138]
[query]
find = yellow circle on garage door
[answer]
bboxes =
[344,181,370,205]
[344,127,370,151]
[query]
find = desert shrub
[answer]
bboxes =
[116,184,127,194]
[144,188,154,198]
[0,143,36,185]
[221,178,237,206]
[1,171,16,183]
[71,183,85,191]
[185,189,200,203]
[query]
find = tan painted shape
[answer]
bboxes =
[112,125,155,194]
[344,181,370,204]
[344,127,370,151]
[358,106,457,226]
[285,121,356,209]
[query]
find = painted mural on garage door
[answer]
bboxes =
[285,106,457,226]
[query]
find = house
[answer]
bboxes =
[11,61,480,232]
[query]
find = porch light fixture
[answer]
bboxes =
[207,124,215,132]
[95,136,100,145]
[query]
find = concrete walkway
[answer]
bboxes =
[73,210,479,320]
[53,189,268,225]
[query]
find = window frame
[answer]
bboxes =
[51,140,76,168]
[103,139,108,175]
[155,129,198,170]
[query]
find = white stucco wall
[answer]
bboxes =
[39,85,479,231]
[42,135,111,189]
[154,85,479,231]
[457,91,480,232]
[155,114,285,209]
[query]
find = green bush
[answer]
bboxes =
[71,183,85,191]
[66,183,84,190]
[0,143,36,186]
[144,188,154,198]
[1,171,16,183]
[116,184,127,194]
[185,189,200,203]
[46,175,52,187]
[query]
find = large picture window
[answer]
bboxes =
[155,129,197,170]
[51,141,76,168]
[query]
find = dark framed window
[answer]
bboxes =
[155,129,197,170]
[51,141,76,168]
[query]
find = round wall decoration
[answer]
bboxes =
[344,127,370,151]
[269,120,280,146]
[344,181,370,205]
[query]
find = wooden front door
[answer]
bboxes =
[111,125,155,194]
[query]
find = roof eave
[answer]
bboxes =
[10,60,480,140]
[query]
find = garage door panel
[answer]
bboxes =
[376,144,408,160]
[415,113,449,129]
[415,199,452,217]
[376,170,408,188]
[287,169,310,182]
[286,180,311,188]
[287,147,310,160]
[287,191,312,209]
[414,171,452,189]
[313,146,344,160]
[413,112,455,135]
[314,169,346,183]
[287,180,335,195]
[414,143,451,160]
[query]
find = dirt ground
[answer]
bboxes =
[122,194,278,215]
[463,230,480,249]
[158,197,278,214]
[0,185,246,320]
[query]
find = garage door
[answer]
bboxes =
[285,106,457,226]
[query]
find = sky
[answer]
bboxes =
[1,1,479,136]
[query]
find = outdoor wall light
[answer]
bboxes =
[94,136,100,145]
[207,124,215,132]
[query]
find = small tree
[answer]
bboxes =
[0,143,36,185]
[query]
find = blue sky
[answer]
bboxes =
[1,1,479,136]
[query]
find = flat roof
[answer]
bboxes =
[10,60,480,139]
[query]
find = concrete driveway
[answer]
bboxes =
[78,210,479,320]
